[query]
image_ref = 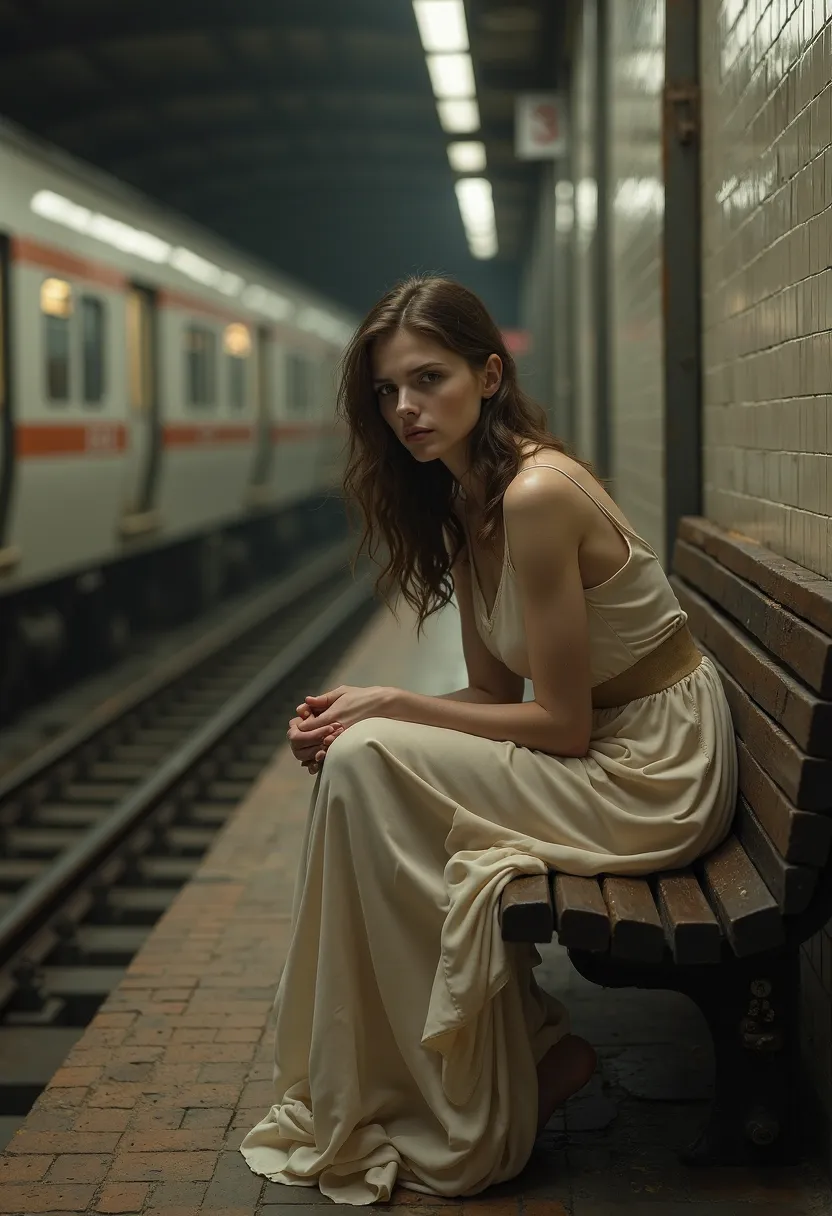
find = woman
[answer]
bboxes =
[240,276,737,1204]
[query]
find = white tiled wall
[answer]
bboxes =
[607,0,667,562]
[701,0,832,578]
[701,0,832,1158]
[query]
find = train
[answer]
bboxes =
[0,120,356,719]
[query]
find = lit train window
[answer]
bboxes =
[41,278,72,402]
[185,325,217,408]
[81,296,106,405]
[224,323,251,411]
[285,352,312,416]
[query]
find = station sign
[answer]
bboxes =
[515,94,566,160]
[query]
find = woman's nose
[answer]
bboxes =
[396,390,417,416]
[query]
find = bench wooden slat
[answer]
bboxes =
[655,871,722,965]
[553,874,610,952]
[700,834,785,956]
[674,541,832,696]
[679,516,832,637]
[669,598,832,812]
[708,648,832,812]
[737,738,832,867]
[499,873,553,942]
[601,876,665,963]
[736,797,817,915]
[674,574,832,758]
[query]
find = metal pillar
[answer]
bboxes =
[594,0,611,482]
[0,233,14,549]
[662,0,702,561]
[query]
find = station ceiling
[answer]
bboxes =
[0,0,562,324]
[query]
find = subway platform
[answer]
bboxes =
[1,600,830,1216]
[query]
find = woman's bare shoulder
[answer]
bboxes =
[506,447,590,507]
[516,445,588,480]
[505,446,635,536]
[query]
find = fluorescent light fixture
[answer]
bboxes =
[447,140,486,172]
[468,231,498,259]
[455,177,495,232]
[413,0,469,52]
[411,8,495,260]
[437,98,480,133]
[427,52,475,98]
[455,177,498,259]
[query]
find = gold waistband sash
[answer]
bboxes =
[591,625,702,711]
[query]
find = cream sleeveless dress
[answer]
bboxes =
[240,466,737,1205]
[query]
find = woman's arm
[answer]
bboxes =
[391,472,593,757]
[437,553,525,705]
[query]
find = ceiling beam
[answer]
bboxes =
[0,2,414,59]
[9,61,432,126]
[112,139,451,180]
[152,163,532,201]
[81,111,454,168]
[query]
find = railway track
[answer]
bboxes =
[0,541,378,1134]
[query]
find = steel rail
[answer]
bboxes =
[0,571,374,963]
[0,540,353,806]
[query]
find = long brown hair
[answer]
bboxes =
[338,275,585,633]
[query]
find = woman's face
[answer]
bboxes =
[371,327,501,467]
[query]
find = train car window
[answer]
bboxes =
[185,325,217,407]
[41,278,72,402]
[81,296,106,405]
[224,323,251,410]
[285,351,311,416]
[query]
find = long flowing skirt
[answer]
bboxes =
[240,659,736,1204]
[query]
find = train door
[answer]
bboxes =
[122,284,161,535]
[0,232,16,570]
[249,325,274,502]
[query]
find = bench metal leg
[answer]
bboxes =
[680,952,801,1166]
[569,948,802,1166]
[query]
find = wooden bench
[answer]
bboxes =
[499,516,832,1166]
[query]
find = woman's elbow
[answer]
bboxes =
[541,711,591,758]
[551,726,590,757]
[564,730,591,758]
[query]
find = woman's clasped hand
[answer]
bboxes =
[286,684,397,775]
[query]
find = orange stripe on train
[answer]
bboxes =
[17,423,127,457]
[11,238,127,290]
[16,421,339,458]
[162,424,254,446]
[270,423,342,440]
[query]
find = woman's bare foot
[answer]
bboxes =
[536,1034,597,1133]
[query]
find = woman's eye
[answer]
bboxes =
[377,384,395,397]
[420,371,441,385]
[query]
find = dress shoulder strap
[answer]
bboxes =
[507,463,660,562]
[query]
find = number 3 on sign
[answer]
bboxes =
[515,93,565,160]
[532,103,558,144]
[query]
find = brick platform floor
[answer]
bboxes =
[2,601,831,1215]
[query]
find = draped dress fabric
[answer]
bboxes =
[240,466,738,1205]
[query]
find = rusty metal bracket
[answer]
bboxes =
[665,83,700,145]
